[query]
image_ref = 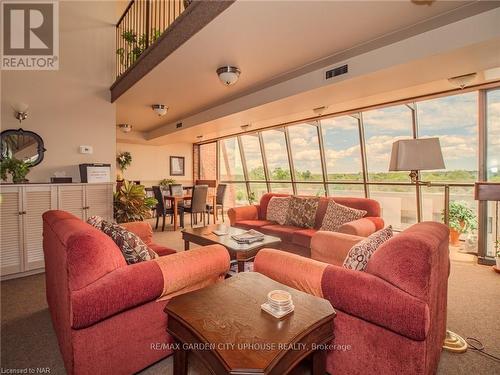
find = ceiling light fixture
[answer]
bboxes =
[313,106,328,116]
[12,103,29,123]
[117,124,132,133]
[196,135,203,141]
[152,104,168,116]
[240,124,250,131]
[217,66,241,86]
[448,73,477,89]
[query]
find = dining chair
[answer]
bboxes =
[207,184,227,222]
[152,186,184,231]
[181,184,209,227]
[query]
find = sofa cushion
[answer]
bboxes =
[260,224,301,243]
[101,221,156,264]
[343,226,393,271]
[149,244,177,257]
[259,193,290,220]
[235,219,275,230]
[320,200,366,232]
[87,215,104,229]
[292,228,317,248]
[266,196,291,225]
[285,196,320,228]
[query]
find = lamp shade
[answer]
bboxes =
[389,138,445,171]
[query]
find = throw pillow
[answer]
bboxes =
[320,200,367,232]
[266,197,291,225]
[101,220,154,264]
[87,215,104,230]
[285,196,320,228]
[343,226,393,271]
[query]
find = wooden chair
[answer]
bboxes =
[152,186,184,231]
[207,183,227,222]
[181,185,209,227]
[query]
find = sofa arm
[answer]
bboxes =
[227,205,260,225]
[337,217,377,237]
[254,249,327,298]
[322,265,430,341]
[311,231,363,266]
[154,245,230,300]
[121,221,153,245]
[71,260,163,329]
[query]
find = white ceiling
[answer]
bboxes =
[115,1,476,129]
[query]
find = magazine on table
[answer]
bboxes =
[231,229,265,244]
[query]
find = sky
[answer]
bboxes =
[219,90,500,179]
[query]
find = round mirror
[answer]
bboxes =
[0,128,46,166]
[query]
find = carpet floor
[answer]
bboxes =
[1,217,499,374]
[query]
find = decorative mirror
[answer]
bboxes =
[0,128,46,166]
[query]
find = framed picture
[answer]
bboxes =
[170,156,185,176]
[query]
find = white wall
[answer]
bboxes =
[1,1,116,183]
[116,142,193,187]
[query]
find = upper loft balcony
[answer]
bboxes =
[110,0,234,102]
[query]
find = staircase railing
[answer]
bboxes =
[115,0,187,79]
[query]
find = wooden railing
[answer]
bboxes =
[116,0,188,78]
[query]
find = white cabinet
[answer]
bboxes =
[0,183,113,279]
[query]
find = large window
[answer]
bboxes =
[261,129,292,181]
[240,134,265,180]
[288,123,323,182]
[219,138,244,181]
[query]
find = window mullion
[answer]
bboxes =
[316,120,329,196]
[258,132,271,192]
[284,127,297,195]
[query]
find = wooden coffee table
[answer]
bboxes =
[166,272,335,375]
[182,225,281,272]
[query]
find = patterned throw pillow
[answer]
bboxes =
[101,221,154,264]
[87,215,104,230]
[343,226,393,271]
[266,197,291,225]
[320,200,367,232]
[285,196,320,228]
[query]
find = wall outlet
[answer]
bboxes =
[79,145,93,154]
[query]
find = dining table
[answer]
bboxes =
[163,193,216,231]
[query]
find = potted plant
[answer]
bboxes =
[113,180,157,223]
[442,201,478,246]
[0,158,31,184]
[248,191,256,205]
[116,151,132,177]
[159,178,176,187]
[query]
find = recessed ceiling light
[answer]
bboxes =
[217,66,241,86]
[152,104,168,116]
[240,124,250,131]
[313,106,328,116]
[117,124,132,133]
[196,135,203,140]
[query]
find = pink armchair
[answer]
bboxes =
[228,193,384,257]
[254,222,450,375]
[42,210,230,375]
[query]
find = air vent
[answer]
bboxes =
[325,64,348,80]
[176,122,183,128]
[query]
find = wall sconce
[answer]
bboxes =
[13,103,29,123]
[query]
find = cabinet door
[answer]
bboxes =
[85,184,113,221]
[0,187,23,276]
[58,185,85,219]
[23,186,57,271]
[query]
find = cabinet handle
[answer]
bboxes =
[18,211,23,215]
[22,211,26,215]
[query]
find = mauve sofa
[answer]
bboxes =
[42,210,230,375]
[228,193,384,257]
[254,222,450,375]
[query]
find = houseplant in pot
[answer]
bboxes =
[113,180,157,223]
[0,157,31,184]
[443,201,477,246]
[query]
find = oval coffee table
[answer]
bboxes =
[165,272,335,375]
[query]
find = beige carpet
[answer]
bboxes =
[2,217,500,374]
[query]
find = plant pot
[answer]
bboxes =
[449,228,461,246]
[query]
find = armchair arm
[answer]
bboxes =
[71,260,163,329]
[154,245,230,300]
[121,221,153,245]
[322,265,430,341]
[311,231,363,266]
[254,249,327,298]
[227,205,260,225]
[337,217,377,237]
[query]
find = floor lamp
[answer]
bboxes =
[389,137,468,353]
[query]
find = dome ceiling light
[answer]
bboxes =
[117,124,132,133]
[217,66,241,86]
[152,104,168,116]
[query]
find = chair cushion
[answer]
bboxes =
[343,226,393,271]
[285,196,320,228]
[320,200,366,232]
[235,220,275,230]
[292,228,317,248]
[101,221,157,264]
[260,224,302,243]
[266,197,291,225]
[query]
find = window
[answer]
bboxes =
[288,123,323,181]
[327,184,365,198]
[296,183,325,196]
[219,138,244,181]
[321,116,363,181]
[363,105,413,182]
[369,185,417,230]
[199,142,217,180]
[487,89,500,181]
[418,92,478,182]
[240,134,265,180]
[262,129,292,181]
